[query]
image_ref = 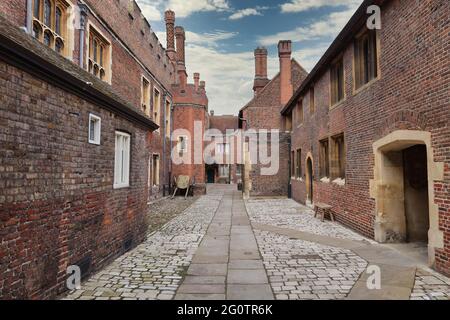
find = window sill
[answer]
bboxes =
[332,178,346,186]
[320,177,330,183]
[353,77,380,96]
[88,140,100,145]
[114,183,130,189]
[330,99,345,110]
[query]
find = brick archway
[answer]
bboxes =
[370,130,444,267]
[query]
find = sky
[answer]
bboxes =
[135,0,364,115]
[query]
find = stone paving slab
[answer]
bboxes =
[227,285,274,300]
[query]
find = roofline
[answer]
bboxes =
[240,58,306,113]
[0,32,159,131]
[281,0,386,115]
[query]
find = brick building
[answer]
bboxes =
[205,113,241,185]
[0,1,208,299]
[279,0,449,275]
[239,42,308,197]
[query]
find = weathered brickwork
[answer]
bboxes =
[240,45,309,197]
[0,62,151,299]
[286,0,449,275]
[0,1,209,299]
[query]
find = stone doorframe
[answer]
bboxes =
[305,152,314,204]
[370,130,444,267]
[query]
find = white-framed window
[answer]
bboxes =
[236,165,242,176]
[88,113,101,145]
[177,135,188,154]
[219,165,229,178]
[114,131,131,189]
[216,143,230,154]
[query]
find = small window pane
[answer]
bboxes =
[44,0,51,26]
[55,7,62,35]
[34,0,41,19]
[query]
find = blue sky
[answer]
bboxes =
[135,0,363,115]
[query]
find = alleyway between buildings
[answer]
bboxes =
[65,185,450,300]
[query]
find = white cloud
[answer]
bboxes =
[166,0,230,18]
[139,2,163,21]
[258,8,357,46]
[229,8,262,20]
[156,30,237,48]
[281,0,362,13]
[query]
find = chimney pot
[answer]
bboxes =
[194,73,200,91]
[210,110,215,116]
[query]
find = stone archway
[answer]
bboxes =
[305,154,314,204]
[370,130,444,267]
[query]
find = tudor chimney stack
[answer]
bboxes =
[278,40,293,105]
[175,26,187,87]
[164,10,176,61]
[253,47,269,95]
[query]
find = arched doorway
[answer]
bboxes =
[371,130,444,266]
[306,157,313,204]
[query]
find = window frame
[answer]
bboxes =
[141,76,151,116]
[114,131,131,189]
[330,57,345,107]
[296,99,304,126]
[319,138,330,179]
[88,113,101,145]
[331,134,346,181]
[177,135,188,154]
[32,0,69,56]
[87,23,111,83]
[153,87,161,130]
[353,28,380,92]
[296,149,302,179]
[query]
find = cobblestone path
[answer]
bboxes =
[65,189,223,300]
[246,198,450,300]
[65,186,450,300]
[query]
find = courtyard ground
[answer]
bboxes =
[65,185,450,300]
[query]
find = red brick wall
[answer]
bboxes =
[0,0,26,27]
[0,62,152,299]
[289,0,450,274]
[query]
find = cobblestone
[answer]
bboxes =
[65,193,222,300]
[254,230,367,300]
[246,199,374,242]
[411,269,450,300]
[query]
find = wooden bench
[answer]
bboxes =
[314,203,335,222]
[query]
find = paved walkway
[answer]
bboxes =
[175,189,273,300]
[65,185,450,300]
[246,198,450,300]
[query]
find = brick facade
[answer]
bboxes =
[282,0,450,275]
[0,0,208,299]
[240,44,309,197]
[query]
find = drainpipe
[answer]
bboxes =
[169,99,174,194]
[162,93,167,196]
[287,134,292,199]
[26,0,32,34]
[78,3,88,68]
